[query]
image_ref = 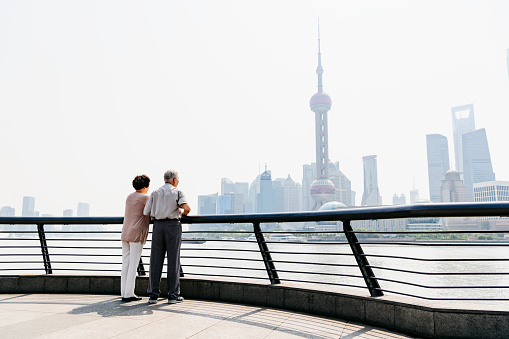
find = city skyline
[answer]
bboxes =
[1,1,509,216]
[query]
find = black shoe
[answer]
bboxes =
[148,295,158,304]
[168,295,184,304]
[122,296,142,302]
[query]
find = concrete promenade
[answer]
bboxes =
[0,294,415,339]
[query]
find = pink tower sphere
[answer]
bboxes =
[309,92,332,108]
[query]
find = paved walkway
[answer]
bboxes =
[0,294,416,339]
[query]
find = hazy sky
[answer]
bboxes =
[1,1,508,216]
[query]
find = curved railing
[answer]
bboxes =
[1,202,509,302]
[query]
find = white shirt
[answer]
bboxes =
[143,183,188,220]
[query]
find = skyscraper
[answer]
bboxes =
[409,188,420,204]
[0,206,15,233]
[451,104,475,175]
[426,134,450,203]
[275,175,302,212]
[392,194,406,205]
[63,209,73,217]
[361,155,382,206]
[462,128,495,201]
[328,161,353,207]
[0,206,15,216]
[77,202,90,217]
[22,196,35,217]
[220,178,248,214]
[198,193,218,215]
[258,169,276,213]
[309,23,335,209]
[440,170,468,203]
[474,181,509,202]
[301,164,314,211]
[216,195,232,214]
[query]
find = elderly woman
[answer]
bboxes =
[120,175,150,302]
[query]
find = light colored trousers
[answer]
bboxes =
[121,241,144,298]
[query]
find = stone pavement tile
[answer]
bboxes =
[173,300,259,319]
[113,302,177,321]
[110,312,224,339]
[277,312,346,338]
[0,294,23,301]
[232,308,292,328]
[35,315,151,339]
[66,297,152,317]
[0,294,116,314]
[265,331,331,339]
[189,320,275,339]
[0,299,82,314]
[1,313,97,339]
[0,309,53,327]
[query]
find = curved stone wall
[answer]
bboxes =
[1,275,508,338]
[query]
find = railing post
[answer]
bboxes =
[253,222,280,284]
[36,223,53,274]
[343,220,383,297]
[137,257,146,276]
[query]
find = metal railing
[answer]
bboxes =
[1,202,509,302]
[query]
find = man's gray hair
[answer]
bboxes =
[164,170,178,183]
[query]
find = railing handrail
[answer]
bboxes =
[1,201,509,225]
[2,201,509,301]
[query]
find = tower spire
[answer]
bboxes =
[316,18,324,93]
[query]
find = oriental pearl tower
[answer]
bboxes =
[309,24,335,210]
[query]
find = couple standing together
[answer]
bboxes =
[120,170,191,304]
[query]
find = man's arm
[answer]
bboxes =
[181,203,191,216]
[143,194,153,216]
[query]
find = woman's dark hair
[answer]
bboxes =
[132,175,150,190]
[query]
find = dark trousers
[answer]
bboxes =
[147,219,182,298]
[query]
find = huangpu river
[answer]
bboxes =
[1,234,508,303]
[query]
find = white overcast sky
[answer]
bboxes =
[1,0,508,216]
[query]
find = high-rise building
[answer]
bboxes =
[409,188,420,204]
[258,169,276,213]
[392,194,406,205]
[63,209,73,217]
[77,202,90,216]
[302,164,314,211]
[220,178,248,214]
[361,155,382,206]
[189,193,218,231]
[426,134,450,203]
[309,24,336,210]
[0,206,15,216]
[462,128,495,201]
[0,206,15,232]
[451,104,475,175]
[22,196,35,217]
[275,175,302,212]
[474,181,509,202]
[216,195,232,214]
[440,170,468,202]
[198,193,218,215]
[248,174,262,214]
[473,180,509,231]
[329,161,354,207]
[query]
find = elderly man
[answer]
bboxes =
[144,170,191,304]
